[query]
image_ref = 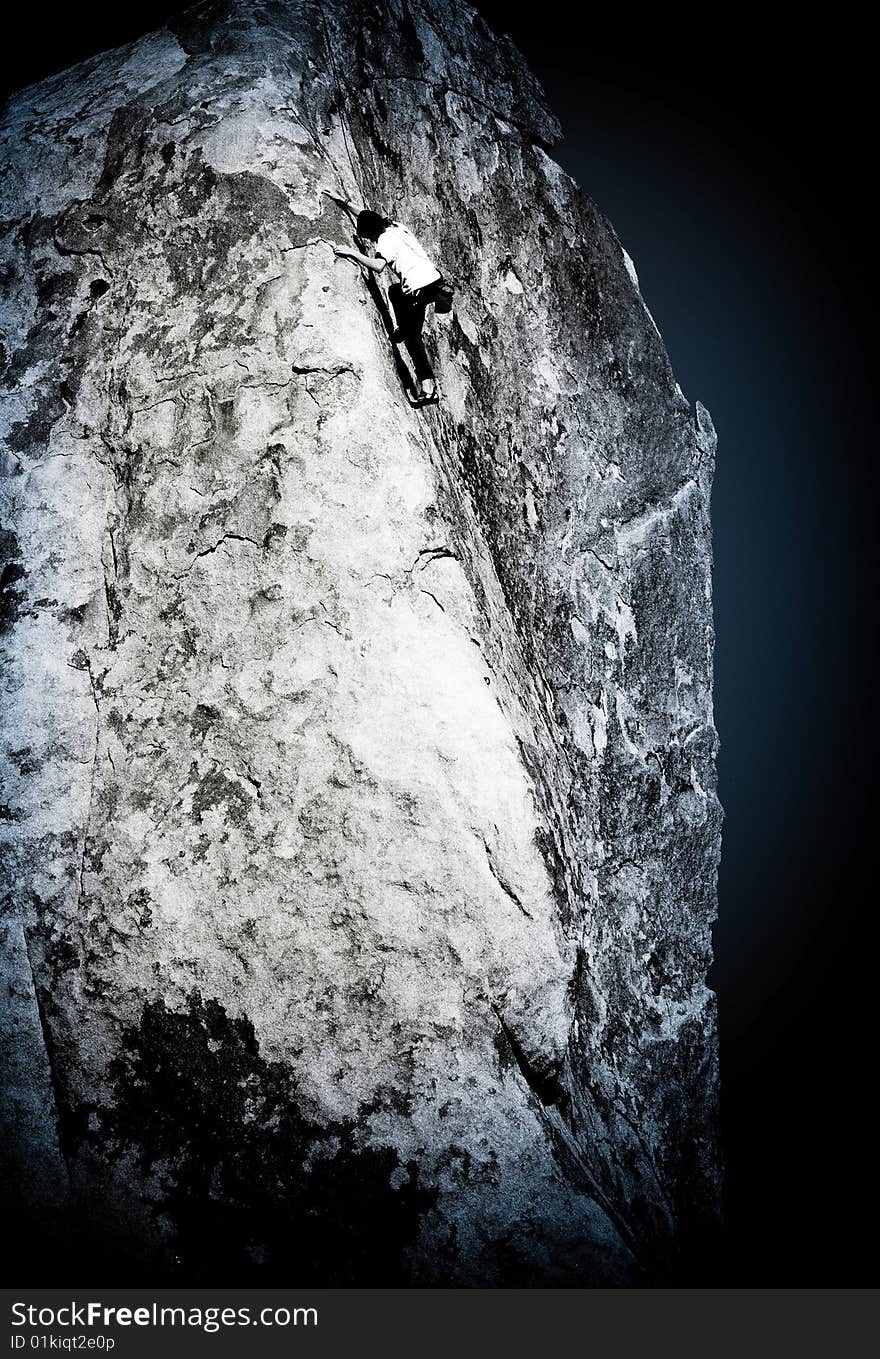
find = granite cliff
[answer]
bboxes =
[0,0,722,1283]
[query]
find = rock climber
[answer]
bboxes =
[328,197,451,406]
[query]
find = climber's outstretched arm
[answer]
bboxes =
[333,244,386,272]
[321,191,359,223]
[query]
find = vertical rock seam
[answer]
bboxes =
[0,0,722,1284]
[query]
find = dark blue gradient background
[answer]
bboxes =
[4,3,876,1285]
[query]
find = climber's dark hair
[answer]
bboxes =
[356,209,392,241]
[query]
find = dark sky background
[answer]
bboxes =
[2,3,875,1286]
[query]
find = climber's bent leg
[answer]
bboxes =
[405,293,434,385]
[388,283,437,398]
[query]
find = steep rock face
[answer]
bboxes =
[0,0,722,1283]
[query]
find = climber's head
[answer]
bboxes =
[356,209,392,241]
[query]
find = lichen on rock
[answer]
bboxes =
[0,0,722,1283]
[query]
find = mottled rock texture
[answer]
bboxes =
[0,0,722,1283]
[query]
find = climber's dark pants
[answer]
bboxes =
[388,279,442,383]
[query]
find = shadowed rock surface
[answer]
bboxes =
[0,0,722,1283]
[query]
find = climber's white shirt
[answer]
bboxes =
[376,223,441,293]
